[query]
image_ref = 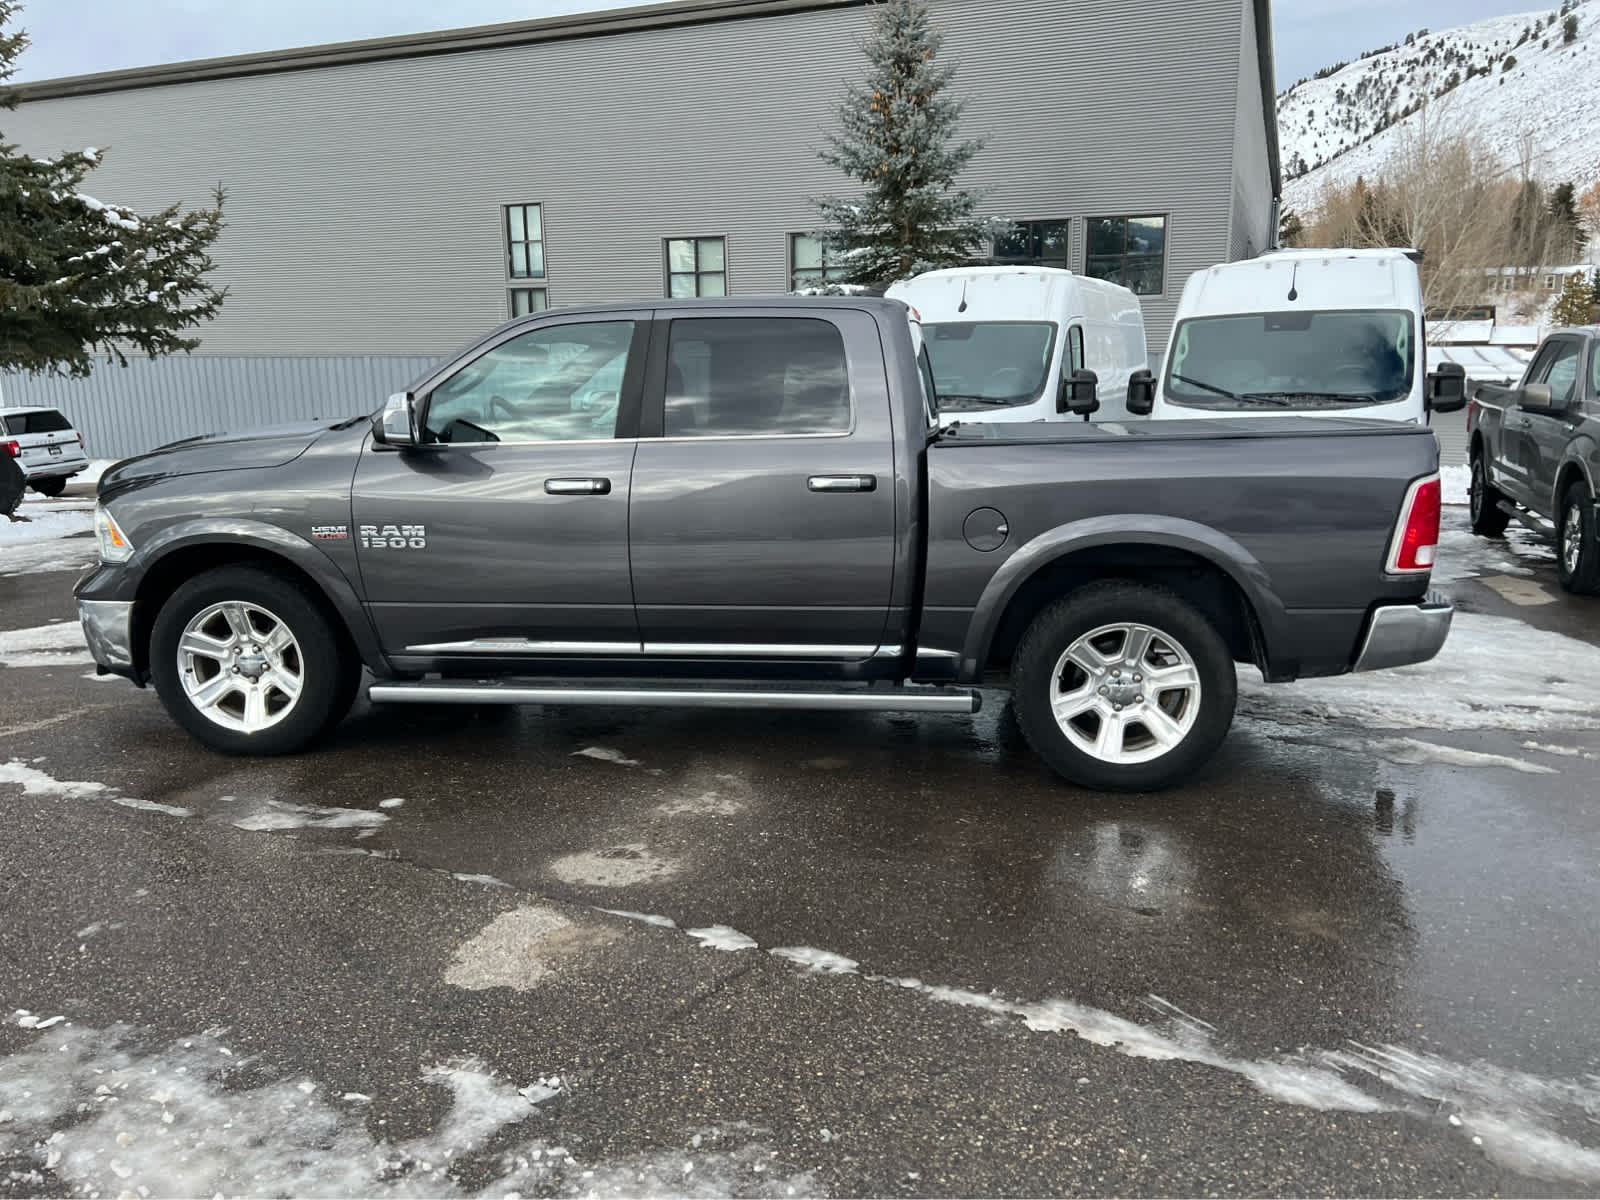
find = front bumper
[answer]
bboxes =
[1352,593,1454,673]
[78,598,138,681]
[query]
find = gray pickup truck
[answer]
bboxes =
[1467,326,1600,593]
[77,298,1453,791]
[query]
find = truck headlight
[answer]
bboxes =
[94,503,135,563]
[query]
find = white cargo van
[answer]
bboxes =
[885,267,1149,422]
[1151,248,1464,423]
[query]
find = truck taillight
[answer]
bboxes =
[1,440,19,458]
[1387,475,1441,574]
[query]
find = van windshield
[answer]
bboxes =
[923,321,1057,411]
[1163,309,1415,410]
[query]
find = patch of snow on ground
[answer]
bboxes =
[600,909,679,928]
[0,507,95,577]
[1521,741,1599,760]
[0,1020,817,1197]
[1256,731,1559,775]
[229,799,390,832]
[1440,463,1470,507]
[688,925,759,952]
[0,621,93,668]
[1242,612,1600,733]
[573,746,641,767]
[769,946,859,974]
[0,760,191,818]
[378,796,407,809]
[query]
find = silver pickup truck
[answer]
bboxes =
[1467,326,1600,593]
[77,298,1453,792]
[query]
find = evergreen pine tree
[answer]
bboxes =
[811,0,1000,289]
[1546,181,1587,259]
[1551,272,1596,326]
[0,2,227,377]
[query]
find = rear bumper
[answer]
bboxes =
[20,455,90,480]
[1352,593,1453,673]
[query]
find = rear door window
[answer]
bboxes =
[663,317,851,437]
[4,410,73,435]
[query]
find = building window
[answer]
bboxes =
[991,220,1069,268]
[790,234,851,290]
[1544,274,1558,291]
[1086,215,1166,295]
[666,237,727,297]
[506,204,545,279]
[509,287,548,317]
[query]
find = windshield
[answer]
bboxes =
[923,321,1058,411]
[1163,309,1416,410]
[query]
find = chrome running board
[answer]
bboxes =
[368,680,981,714]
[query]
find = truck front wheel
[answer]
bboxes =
[149,566,358,755]
[1556,481,1600,594]
[1012,581,1236,792]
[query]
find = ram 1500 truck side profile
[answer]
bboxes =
[1467,326,1600,594]
[78,298,1453,791]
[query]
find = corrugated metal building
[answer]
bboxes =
[1,0,1281,458]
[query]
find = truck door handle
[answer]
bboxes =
[807,474,877,493]
[544,477,611,495]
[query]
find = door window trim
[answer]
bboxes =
[637,312,858,441]
[409,312,654,447]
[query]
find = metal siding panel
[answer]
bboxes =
[1,356,438,458]
[5,0,1245,366]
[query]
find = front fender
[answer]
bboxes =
[123,519,387,675]
[958,514,1285,678]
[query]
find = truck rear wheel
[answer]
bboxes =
[150,566,358,755]
[1556,481,1600,595]
[28,476,67,497]
[1011,581,1236,792]
[1469,453,1510,538]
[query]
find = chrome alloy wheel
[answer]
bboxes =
[1562,501,1584,575]
[177,601,304,733]
[1048,622,1202,765]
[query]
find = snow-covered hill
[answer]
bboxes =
[1280,1,1600,212]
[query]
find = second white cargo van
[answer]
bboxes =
[885,267,1149,422]
[1151,248,1463,424]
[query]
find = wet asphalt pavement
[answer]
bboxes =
[2,482,1599,1197]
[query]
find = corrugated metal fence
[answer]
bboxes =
[1,355,439,460]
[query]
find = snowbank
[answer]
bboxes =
[1441,462,1469,506]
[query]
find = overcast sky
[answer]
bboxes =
[8,0,1556,90]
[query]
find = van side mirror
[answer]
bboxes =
[1126,369,1155,416]
[1425,362,1466,413]
[1518,382,1553,412]
[373,392,419,447]
[1060,369,1100,418]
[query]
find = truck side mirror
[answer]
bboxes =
[1126,369,1155,416]
[1425,362,1466,413]
[1060,369,1100,418]
[373,391,419,447]
[1518,382,1553,412]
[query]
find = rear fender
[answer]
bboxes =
[959,515,1285,678]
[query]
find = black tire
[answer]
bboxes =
[28,476,67,497]
[149,566,358,755]
[1011,581,1237,793]
[1555,481,1600,595]
[1469,453,1510,538]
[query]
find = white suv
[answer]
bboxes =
[2,406,91,497]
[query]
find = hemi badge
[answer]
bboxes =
[311,524,349,541]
